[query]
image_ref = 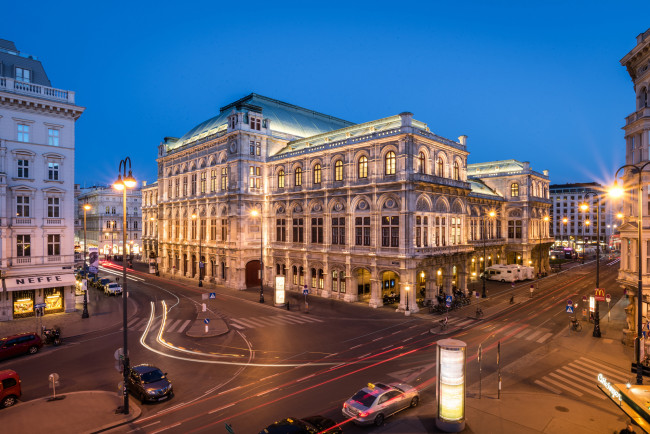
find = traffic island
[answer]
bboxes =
[185,311,229,337]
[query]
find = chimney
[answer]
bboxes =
[399,112,413,127]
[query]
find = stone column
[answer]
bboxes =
[369,278,383,308]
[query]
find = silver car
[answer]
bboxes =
[342,382,419,426]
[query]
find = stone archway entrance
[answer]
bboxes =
[245,260,261,288]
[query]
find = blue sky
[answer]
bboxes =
[3,1,647,187]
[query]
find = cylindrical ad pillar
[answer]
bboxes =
[436,339,467,432]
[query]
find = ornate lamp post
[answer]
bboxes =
[612,161,650,385]
[582,192,601,338]
[82,204,91,319]
[405,285,410,315]
[481,210,496,298]
[113,157,136,413]
[191,214,203,287]
[251,209,264,303]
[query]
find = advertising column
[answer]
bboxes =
[436,339,467,432]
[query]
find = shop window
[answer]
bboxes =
[44,287,64,313]
[13,290,35,318]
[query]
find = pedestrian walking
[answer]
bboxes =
[529,284,534,298]
[619,422,636,433]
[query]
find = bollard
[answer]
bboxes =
[204,324,208,334]
[202,303,206,312]
[286,301,290,311]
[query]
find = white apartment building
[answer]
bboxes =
[75,185,143,258]
[0,39,84,321]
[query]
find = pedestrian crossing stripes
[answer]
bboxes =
[534,356,629,399]
[439,318,553,343]
[228,314,324,330]
[123,317,192,335]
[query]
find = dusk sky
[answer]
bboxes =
[3,1,647,188]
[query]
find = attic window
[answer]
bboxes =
[15,67,31,83]
[250,117,261,131]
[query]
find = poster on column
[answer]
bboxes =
[88,247,99,273]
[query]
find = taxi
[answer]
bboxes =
[342,382,419,426]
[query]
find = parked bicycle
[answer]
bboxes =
[569,316,582,332]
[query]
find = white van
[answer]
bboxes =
[482,266,517,282]
[507,265,534,280]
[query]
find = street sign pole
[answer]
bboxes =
[478,344,482,399]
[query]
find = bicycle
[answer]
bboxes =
[439,317,449,331]
[569,317,582,332]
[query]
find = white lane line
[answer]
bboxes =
[232,318,261,328]
[403,337,413,342]
[141,421,161,428]
[382,345,394,350]
[308,317,324,322]
[548,372,605,399]
[175,319,192,333]
[541,376,583,396]
[139,318,160,332]
[515,329,530,339]
[537,332,553,343]
[152,422,181,433]
[357,353,371,359]
[525,330,545,341]
[281,316,310,324]
[372,337,382,342]
[229,322,245,330]
[559,366,608,388]
[256,387,278,397]
[123,318,146,330]
[297,374,315,382]
[323,353,338,358]
[208,402,235,414]
[350,344,363,350]
[165,319,182,333]
[262,316,289,325]
[569,361,628,384]
[270,316,298,324]
[534,380,561,394]
[576,357,628,380]
[127,317,141,327]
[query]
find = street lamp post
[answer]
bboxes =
[82,204,91,319]
[113,157,136,414]
[481,210,496,298]
[538,215,550,278]
[612,162,650,385]
[580,203,589,264]
[405,285,410,315]
[583,192,601,338]
[251,209,264,303]
[191,214,203,287]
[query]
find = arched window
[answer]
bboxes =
[334,160,343,181]
[358,156,368,179]
[418,152,425,174]
[278,169,285,188]
[295,167,302,186]
[385,151,396,175]
[511,183,519,197]
[453,161,460,180]
[436,157,444,177]
[313,164,321,184]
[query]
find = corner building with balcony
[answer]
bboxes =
[0,39,84,321]
[149,94,549,312]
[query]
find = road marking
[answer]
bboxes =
[403,337,413,342]
[165,319,182,333]
[229,322,245,330]
[382,345,393,350]
[455,320,474,327]
[525,330,545,341]
[152,422,181,433]
[297,374,315,382]
[141,421,161,428]
[536,332,553,343]
[514,329,530,339]
[176,319,192,333]
[256,387,278,397]
[534,380,561,394]
[127,317,141,327]
[540,376,583,396]
[208,402,235,414]
[570,361,627,383]
[372,337,382,342]
[548,372,604,399]
[349,344,363,350]
[576,357,628,380]
[357,353,371,359]
[231,318,260,328]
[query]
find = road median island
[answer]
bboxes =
[185,311,229,338]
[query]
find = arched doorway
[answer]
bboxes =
[246,260,261,288]
[381,271,400,300]
[191,255,197,278]
[183,254,188,275]
[417,270,426,299]
[356,268,371,300]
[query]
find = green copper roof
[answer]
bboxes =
[175,94,355,147]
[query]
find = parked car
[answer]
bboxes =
[104,282,123,296]
[259,416,341,434]
[0,370,21,408]
[126,364,173,403]
[0,333,43,361]
[97,278,111,290]
[342,382,419,426]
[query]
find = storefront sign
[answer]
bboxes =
[4,273,76,291]
[275,276,285,305]
[598,373,621,402]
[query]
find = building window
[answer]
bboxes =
[355,216,371,246]
[15,67,31,83]
[416,216,428,247]
[200,172,206,193]
[182,177,188,196]
[436,157,444,177]
[382,216,399,247]
[278,169,285,188]
[311,268,317,288]
[332,271,338,292]
[311,217,323,244]
[16,195,30,217]
[508,220,522,239]
[418,152,425,174]
[210,170,217,192]
[453,161,460,180]
[48,128,60,146]
[250,141,255,155]
[385,151,396,175]
[210,218,217,240]
[47,197,60,218]
[332,217,345,245]
[450,217,461,245]
[221,218,228,241]
[105,206,109,214]
[434,217,446,246]
[250,117,261,130]
[249,166,261,189]
[256,142,261,156]
[191,218,197,239]
[334,160,343,181]
[295,167,302,186]
[313,164,322,184]
[221,167,229,190]
[17,234,31,257]
[511,183,519,197]
[17,124,29,142]
[358,156,368,179]
[47,234,60,256]
[191,174,197,195]
[48,162,59,181]
[276,218,286,242]
[293,266,298,285]
[17,159,29,178]
[292,218,304,243]
[174,178,180,197]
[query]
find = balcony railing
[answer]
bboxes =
[412,173,471,190]
[13,217,34,226]
[0,77,75,104]
[468,238,507,247]
[7,254,75,267]
[625,107,650,125]
[44,218,63,226]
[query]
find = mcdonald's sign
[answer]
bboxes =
[595,288,606,302]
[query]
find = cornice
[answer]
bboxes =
[0,90,85,120]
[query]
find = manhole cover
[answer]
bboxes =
[555,406,569,412]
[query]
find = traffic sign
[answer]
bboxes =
[567,299,573,306]
[606,294,611,303]
[204,318,210,324]
[199,261,204,268]
[303,288,309,295]
[475,291,480,299]
[446,295,453,303]
[566,305,574,313]
[209,292,216,299]
[445,301,451,308]
[595,288,606,302]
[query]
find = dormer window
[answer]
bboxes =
[15,67,31,83]
[250,116,261,131]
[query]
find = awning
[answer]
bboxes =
[3,273,76,291]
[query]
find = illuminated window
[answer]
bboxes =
[313,164,322,184]
[334,160,343,181]
[17,234,30,257]
[278,169,285,188]
[453,161,460,180]
[418,152,425,174]
[295,167,302,186]
[358,156,368,179]
[16,195,30,217]
[511,183,519,197]
[385,151,396,175]
[436,157,444,177]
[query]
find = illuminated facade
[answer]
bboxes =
[0,39,84,321]
[147,94,550,310]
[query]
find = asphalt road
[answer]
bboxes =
[0,258,626,433]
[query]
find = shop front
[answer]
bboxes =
[1,273,76,321]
